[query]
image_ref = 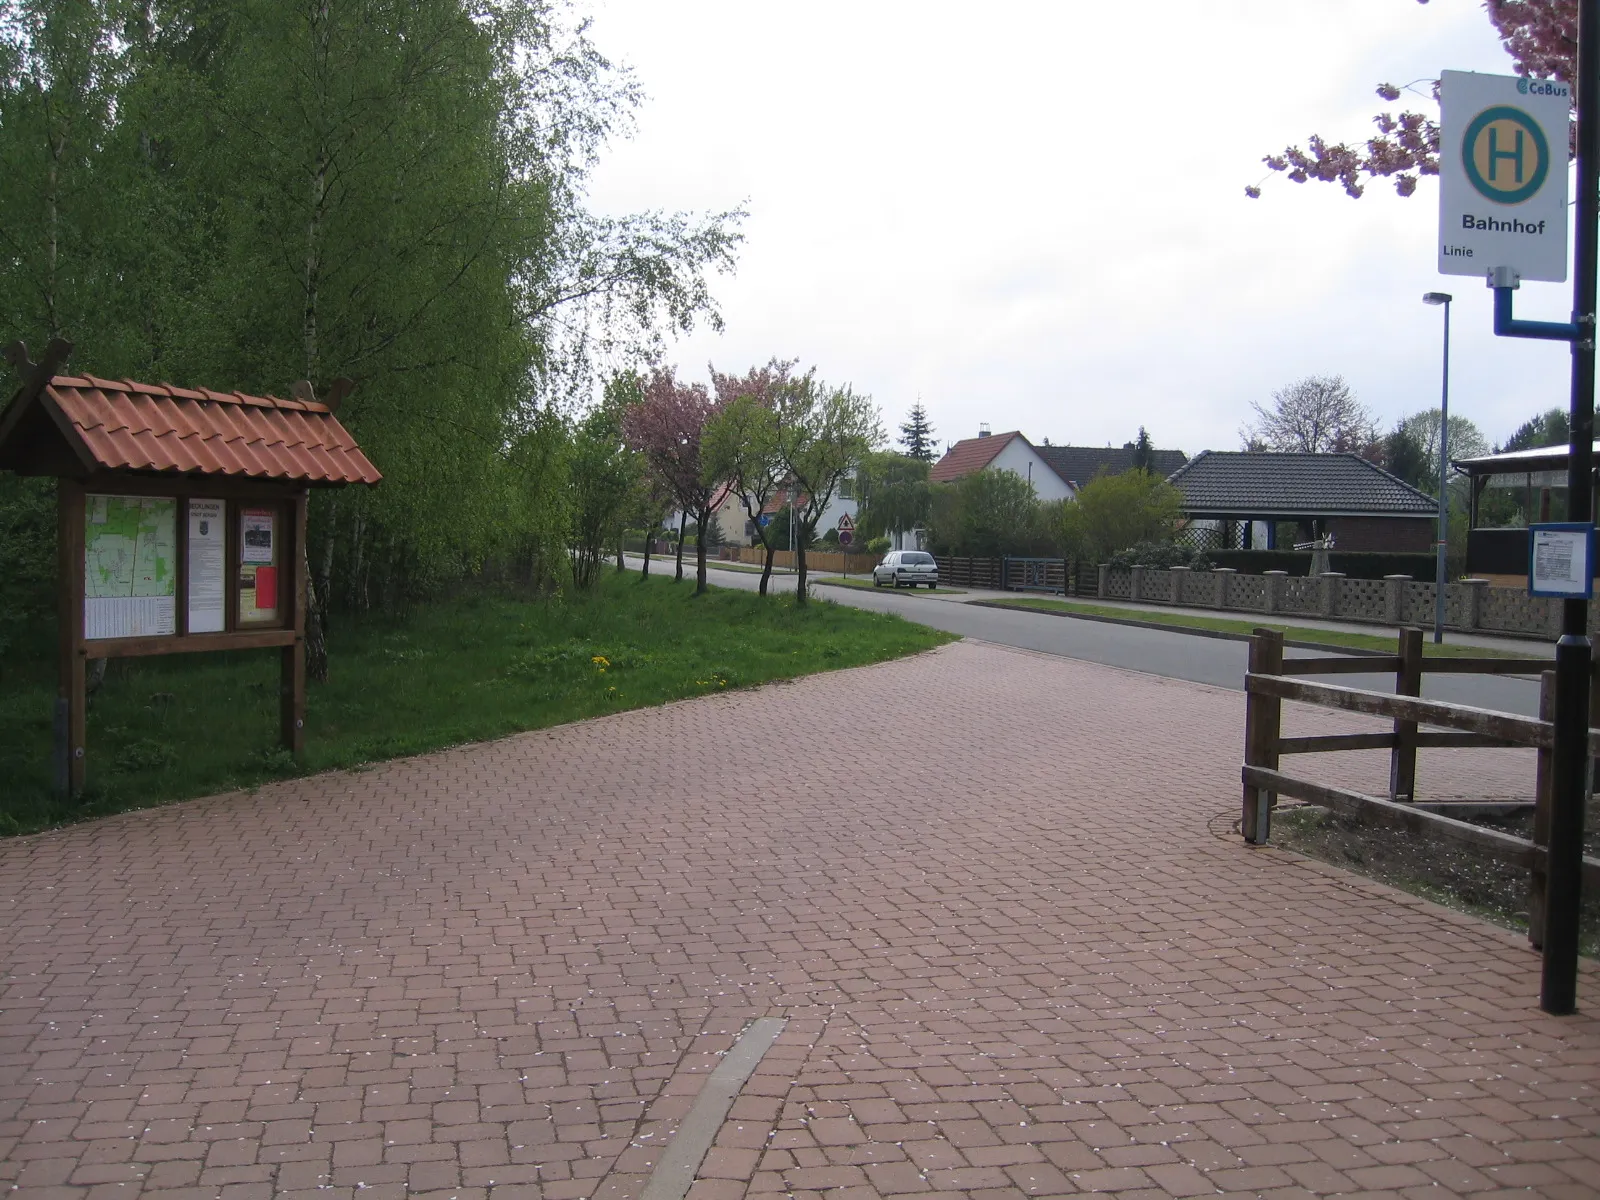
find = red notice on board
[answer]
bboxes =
[254,565,278,610]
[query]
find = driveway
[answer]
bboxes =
[0,641,1594,1199]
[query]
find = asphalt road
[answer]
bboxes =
[662,558,1545,717]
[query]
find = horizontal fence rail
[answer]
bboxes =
[1241,626,1600,950]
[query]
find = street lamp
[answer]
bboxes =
[1422,292,1452,644]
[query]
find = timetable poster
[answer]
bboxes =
[187,499,225,633]
[238,508,280,623]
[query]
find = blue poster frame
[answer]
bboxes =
[1528,521,1596,598]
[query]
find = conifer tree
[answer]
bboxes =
[897,403,937,462]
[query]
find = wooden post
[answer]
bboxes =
[281,491,308,759]
[1530,669,1556,949]
[1388,627,1423,801]
[1242,628,1284,843]
[57,479,87,796]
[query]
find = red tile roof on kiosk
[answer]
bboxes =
[23,374,381,484]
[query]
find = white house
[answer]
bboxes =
[929,429,1075,502]
[930,431,1190,506]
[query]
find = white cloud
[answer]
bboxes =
[585,0,1572,455]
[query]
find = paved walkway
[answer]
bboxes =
[1,642,1596,1200]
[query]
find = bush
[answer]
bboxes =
[1108,541,1211,570]
[927,470,1049,556]
[866,535,891,554]
[1055,469,1183,562]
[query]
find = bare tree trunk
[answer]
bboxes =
[640,533,651,581]
[306,494,338,682]
[305,570,328,680]
[674,512,686,582]
[45,132,62,338]
[795,530,809,606]
[349,508,366,609]
[695,509,708,596]
[760,543,774,596]
[301,0,334,679]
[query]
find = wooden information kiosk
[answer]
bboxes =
[0,343,381,794]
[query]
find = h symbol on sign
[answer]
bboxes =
[1487,126,1527,183]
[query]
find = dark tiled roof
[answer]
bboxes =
[0,374,381,485]
[1167,451,1434,517]
[930,432,1021,482]
[1035,444,1187,488]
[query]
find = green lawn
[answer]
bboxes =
[0,574,952,836]
[813,576,968,595]
[978,596,1543,660]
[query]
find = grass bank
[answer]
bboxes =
[0,573,951,835]
[977,597,1540,660]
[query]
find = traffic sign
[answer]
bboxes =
[758,513,771,527]
[1438,70,1570,282]
[837,513,854,531]
[838,529,853,547]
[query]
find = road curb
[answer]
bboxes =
[964,599,1400,658]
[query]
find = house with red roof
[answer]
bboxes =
[930,428,1076,502]
[931,427,1189,504]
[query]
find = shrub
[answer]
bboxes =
[1107,541,1211,570]
[1055,469,1183,563]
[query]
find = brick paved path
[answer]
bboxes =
[2,641,1597,1200]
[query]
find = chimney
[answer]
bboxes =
[977,423,991,438]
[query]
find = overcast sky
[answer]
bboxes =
[584,0,1571,458]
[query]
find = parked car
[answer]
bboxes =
[873,550,939,588]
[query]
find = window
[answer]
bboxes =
[903,552,935,565]
[839,476,854,500]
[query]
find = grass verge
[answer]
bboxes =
[700,560,793,575]
[814,576,968,595]
[0,573,952,836]
[1271,803,1599,958]
[976,597,1541,660]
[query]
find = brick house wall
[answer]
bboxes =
[1326,516,1433,552]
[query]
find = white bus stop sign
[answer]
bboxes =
[1438,70,1570,283]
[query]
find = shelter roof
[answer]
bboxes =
[1453,441,1599,475]
[0,374,380,485]
[930,431,1023,483]
[1035,444,1188,488]
[1167,451,1434,517]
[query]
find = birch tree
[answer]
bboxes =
[773,374,882,603]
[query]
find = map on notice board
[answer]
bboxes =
[85,495,177,638]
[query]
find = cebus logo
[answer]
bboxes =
[1516,77,1570,98]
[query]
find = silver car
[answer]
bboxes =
[873,550,939,588]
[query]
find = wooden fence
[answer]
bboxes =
[1241,626,1600,947]
[722,546,882,574]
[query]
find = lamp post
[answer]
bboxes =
[1423,291,1452,644]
